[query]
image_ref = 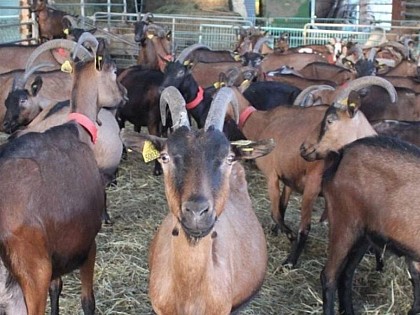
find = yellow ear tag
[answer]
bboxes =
[183,60,191,66]
[348,102,356,109]
[61,60,73,73]
[338,97,348,106]
[63,28,69,35]
[96,55,103,70]
[213,81,221,89]
[142,140,160,163]
[147,33,154,39]
[234,54,241,61]
[240,79,249,86]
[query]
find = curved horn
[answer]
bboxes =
[378,41,410,59]
[14,62,56,90]
[204,87,239,131]
[293,85,335,106]
[334,76,397,107]
[25,39,91,72]
[160,86,190,130]
[175,43,211,64]
[141,12,154,23]
[253,37,270,53]
[73,32,98,60]
[62,15,78,29]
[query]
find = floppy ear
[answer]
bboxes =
[120,129,166,163]
[231,138,275,160]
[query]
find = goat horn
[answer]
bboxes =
[253,37,270,53]
[293,85,335,106]
[334,76,397,107]
[378,41,410,59]
[204,87,239,131]
[25,39,91,73]
[73,32,98,60]
[160,86,190,130]
[367,47,377,61]
[175,43,211,64]
[62,15,78,28]
[141,12,154,23]
[14,62,56,90]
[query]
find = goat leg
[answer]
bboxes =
[269,182,295,240]
[337,238,369,315]
[49,277,63,315]
[408,260,420,315]
[282,224,310,267]
[80,242,96,315]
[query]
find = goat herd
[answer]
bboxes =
[0,5,419,315]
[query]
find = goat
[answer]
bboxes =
[222,77,397,267]
[121,86,272,315]
[371,119,420,147]
[300,90,420,315]
[135,21,172,72]
[295,83,420,122]
[160,61,301,139]
[31,0,74,42]
[0,33,126,314]
[0,39,92,131]
[117,65,165,175]
[3,39,126,223]
[0,44,65,74]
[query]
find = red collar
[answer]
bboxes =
[68,113,98,144]
[186,86,204,110]
[239,106,257,129]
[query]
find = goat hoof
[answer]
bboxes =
[270,224,279,236]
[281,259,295,269]
[285,232,297,242]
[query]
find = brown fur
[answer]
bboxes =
[227,87,330,267]
[149,163,267,315]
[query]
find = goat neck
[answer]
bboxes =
[230,88,270,139]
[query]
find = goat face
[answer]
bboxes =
[160,61,190,92]
[159,127,233,239]
[300,90,374,161]
[31,0,46,12]
[4,78,43,133]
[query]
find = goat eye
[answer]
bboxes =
[159,152,170,164]
[226,154,235,165]
[326,117,334,124]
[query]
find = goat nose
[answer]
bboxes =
[182,199,210,218]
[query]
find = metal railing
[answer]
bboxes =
[0,5,37,44]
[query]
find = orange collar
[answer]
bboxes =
[239,106,257,129]
[186,86,204,110]
[68,113,98,144]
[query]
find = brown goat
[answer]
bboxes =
[31,0,73,42]
[121,86,272,315]
[222,77,397,267]
[0,34,126,314]
[300,91,420,315]
[135,22,172,72]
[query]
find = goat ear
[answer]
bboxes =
[30,76,43,96]
[120,129,166,162]
[231,138,275,160]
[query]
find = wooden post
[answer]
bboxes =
[19,0,32,43]
[392,0,405,25]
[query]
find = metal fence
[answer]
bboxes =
[0,5,37,44]
[0,5,419,69]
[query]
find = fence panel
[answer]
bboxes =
[0,5,37,44]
